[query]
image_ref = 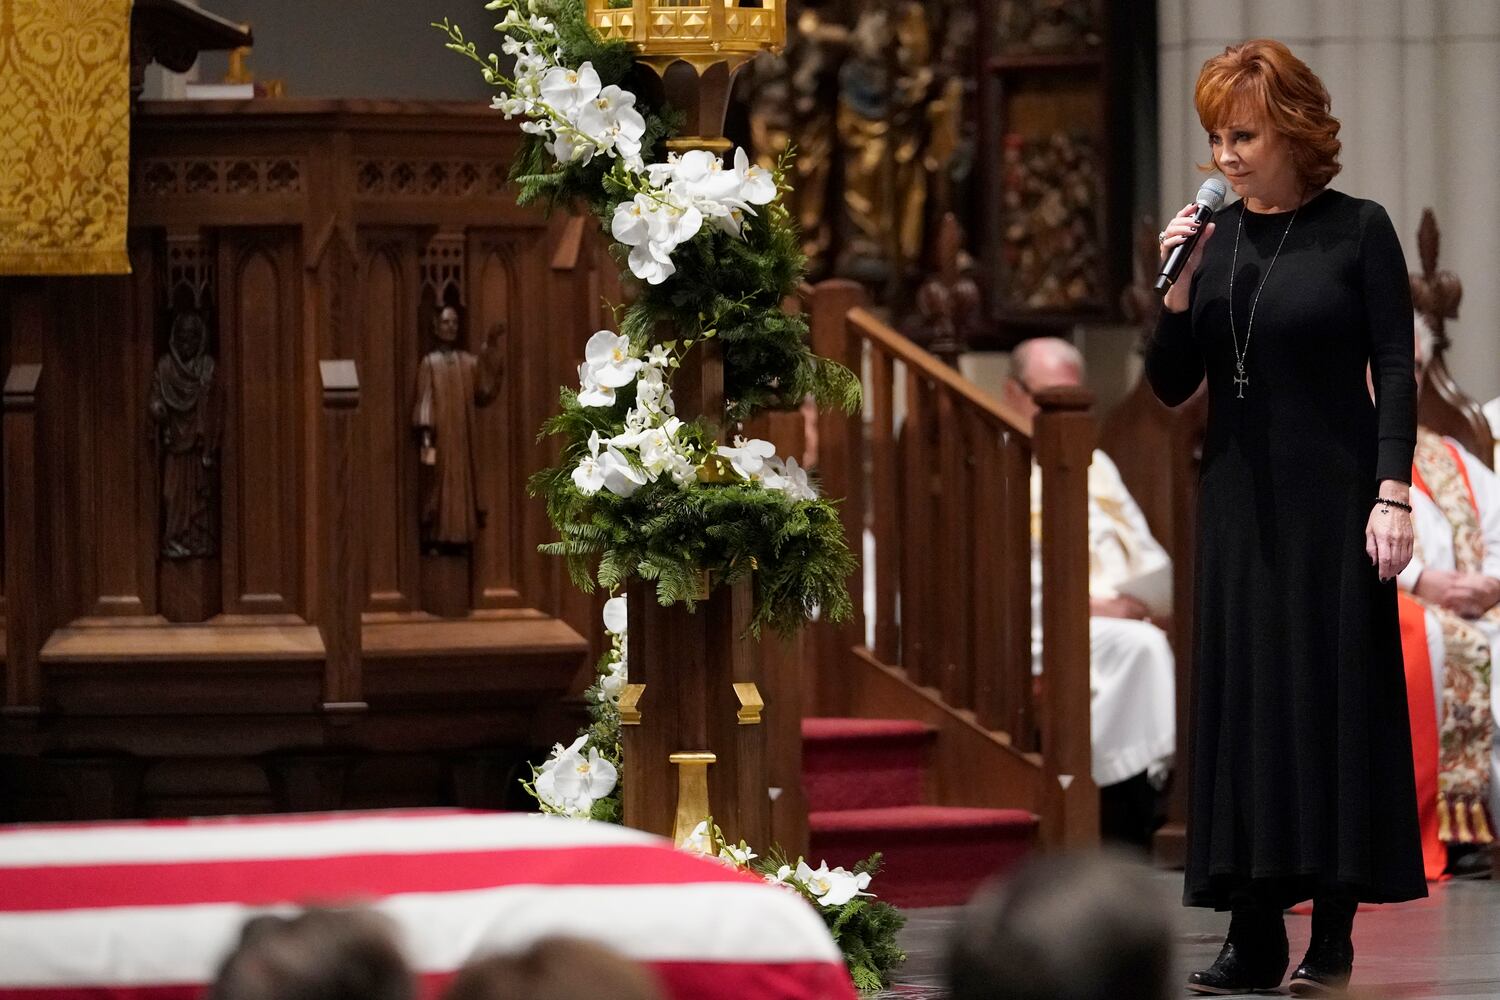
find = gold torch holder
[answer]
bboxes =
[586,0,785,153]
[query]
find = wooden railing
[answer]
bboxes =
[802,279,1098,847]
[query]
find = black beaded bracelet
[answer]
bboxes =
[1375,497,1413,513]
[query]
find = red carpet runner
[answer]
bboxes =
[803,718,1036,908]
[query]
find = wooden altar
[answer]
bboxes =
[0,100,613,819]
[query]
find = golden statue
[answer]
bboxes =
[746,2,847,274]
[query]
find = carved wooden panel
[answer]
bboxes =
[83,240,160,616]
[359,234,420,613]
[218,232,302,615]
[468,230,535,609]
[355,159,507,200]
[137,158,304,197]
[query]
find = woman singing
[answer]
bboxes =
[1148,39,1426,996]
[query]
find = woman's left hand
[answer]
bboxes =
[1366,502,1414,581]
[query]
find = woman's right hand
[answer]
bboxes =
[1159,202,1216,314]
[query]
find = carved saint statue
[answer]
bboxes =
[412,305,504,548]
[148,310,219,559]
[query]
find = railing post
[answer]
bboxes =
[1034,384,1097,848]
[318,359,366,717]
[806,278,866,717]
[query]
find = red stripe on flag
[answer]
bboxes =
[0,962,857,1000]
[0,846,762,913]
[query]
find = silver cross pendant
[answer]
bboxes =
[1234,362,1249,399]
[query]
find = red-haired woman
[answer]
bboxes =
[1148,39,1425,996]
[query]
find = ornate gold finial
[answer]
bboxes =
[668,751,716,846]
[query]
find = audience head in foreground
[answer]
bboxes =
[949,852,1174,1000]
[211,907,413,1000]
[445,937,663,1000]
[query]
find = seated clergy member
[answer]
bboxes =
[1396,314,1500,877]
[1005,337,1176,847]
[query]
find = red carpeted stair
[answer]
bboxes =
[802,717,1037,908]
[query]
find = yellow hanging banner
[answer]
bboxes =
[0,0,133,275]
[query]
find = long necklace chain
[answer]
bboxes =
[1228,204,1299,399]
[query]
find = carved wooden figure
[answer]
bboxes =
[412,306,505,549]
[149,310,219,559]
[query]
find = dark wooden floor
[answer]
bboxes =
[878,873,1500,999]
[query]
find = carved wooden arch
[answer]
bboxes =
[1411,208,1494,467]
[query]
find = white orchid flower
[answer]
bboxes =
[551,744,618,811]
[718,841,758,867]
[645,344,673,368]
[584,331,642,389]
[709,205,749,238]
[533,734,591,814]
[639,429,688,477]
[681,820,714,855]
[603,596,627,636]
[572,454,604,495]
[668,452,697,486]
[765,456,817,501]
[577,362,615,408]
[577,85,645,154]
[717,436,777,480]
[540,63,601,116]
[627,242,675,284]
[648,201,704,249]
[781,457,818,500]
[611,194,655,247]
[795,860,873,907]
[546,130,594,167]
[733,147,778,205]
[600,447,648,497]
[596,668,626,702]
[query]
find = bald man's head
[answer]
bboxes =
[1004,338,1085,421]
[1012,337,1085,390]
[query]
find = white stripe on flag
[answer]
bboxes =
[0,882,843,988]
[0,813,659,868]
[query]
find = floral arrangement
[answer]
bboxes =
[684,819,909,993]
[526,599,906,992]
[440,4,899,988]
[436,0,860,637]
[528,595,626,822]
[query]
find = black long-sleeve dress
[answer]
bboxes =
[1146,189,1428,909]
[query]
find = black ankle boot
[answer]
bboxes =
[1187,907,1289,995]
[1289,894,1356,996]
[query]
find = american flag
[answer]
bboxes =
[0,809,856,1000]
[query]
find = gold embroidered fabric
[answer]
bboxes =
[0,0,133,275]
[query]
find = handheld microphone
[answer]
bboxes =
[1154,177,1228,294]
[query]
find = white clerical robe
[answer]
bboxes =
[1395,436,1500,824]
[1029,450,1177,787]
